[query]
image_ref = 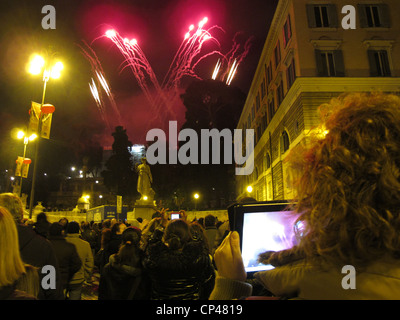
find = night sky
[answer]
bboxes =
[0,0,278,171]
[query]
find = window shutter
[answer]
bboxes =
[314,49,325,76]
[358,5,368,28]
[333,50,345,77]
[327,4,338,28]
[367,50,379,77]
[306,5,317,28]
[378,4,390,28]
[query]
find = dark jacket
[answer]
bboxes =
[143,240,215,300]
[17,224,64,300]
[103,234,122,265]
[98,254,150,300]
[48,235,82,290]
[81,228,98,251]
[33,220,51,239]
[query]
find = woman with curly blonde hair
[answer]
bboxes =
[211,92,400,300]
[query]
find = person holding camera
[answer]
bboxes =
[210,93,400,300]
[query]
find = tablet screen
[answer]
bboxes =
[241,210,300,273]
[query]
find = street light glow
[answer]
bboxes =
[28,54,45,75]
[17,130,25,139]
[246,185,253,193]
[50,61,64,79]
[194,193,199,199]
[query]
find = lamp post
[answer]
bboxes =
[194,193,200,211]
[27,53,63,219]
[16,130,37,197]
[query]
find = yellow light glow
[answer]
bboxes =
[17,131,25,139]
[28,133,37,141]
[28,54,45,75]
[194,193,199,199]
[143,196,148,201]
[246,186,253,193]
[50,61,63,79]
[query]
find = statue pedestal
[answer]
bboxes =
[127,200,158,223]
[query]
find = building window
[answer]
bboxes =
[261,77,266,100]
[266,153,271,169]
[280,130,290,154]
[257,125,262,143]
[262,112,268,131]
[256,92,261,111]
[368,50,391,77]
[283,15,292,48]
[306,4,338,28]
[274,41,281,69]
[358,4,390,28]
[315,50,345,77]
[268,98,275,123]
[266,62,272,85]
[276,81,284,106]
[286,59,296,90]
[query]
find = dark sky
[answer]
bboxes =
[0,0,278,170]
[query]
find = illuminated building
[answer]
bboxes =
[236,0,400,200]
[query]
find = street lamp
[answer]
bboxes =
[27,53,63,219]
[16,130,37,197]
[193,193,200,210]
[246,185,253,193]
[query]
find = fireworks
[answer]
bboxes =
[79,41,122,130]
[83,17,252,128]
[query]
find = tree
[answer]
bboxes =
[102,126,137,198]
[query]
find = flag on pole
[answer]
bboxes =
[29,102,41,134]
[15,157,32,178]
[41,113,53,139]
[28,102,55,139]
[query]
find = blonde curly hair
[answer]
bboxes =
[266,92,400,267]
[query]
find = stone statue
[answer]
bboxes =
[136,157,154,201]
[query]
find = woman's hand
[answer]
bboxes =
[214,231,247,282]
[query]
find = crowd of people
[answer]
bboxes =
[0,192,229,300]
[1,92,400,300]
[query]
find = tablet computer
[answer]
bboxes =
[229,201,301,276]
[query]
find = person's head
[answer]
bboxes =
[0,193,24,223]
[285,92,400,266]
[49,222,64,237]
[189,222,210,252]
[116,227,142,266]
[204,215,216,228]
[111,222,126,236]
[0,206,26,287]
[162,219,191,250]
[67,221,80,234]
[102,219,111,229]
[36,212,48,223]
[58,217,68,231]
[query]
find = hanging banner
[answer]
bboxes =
[29,102,41,134]
[15,157,32,178]
[41,113,53,139]
[28,102,55,139]
[117,195,122,214]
